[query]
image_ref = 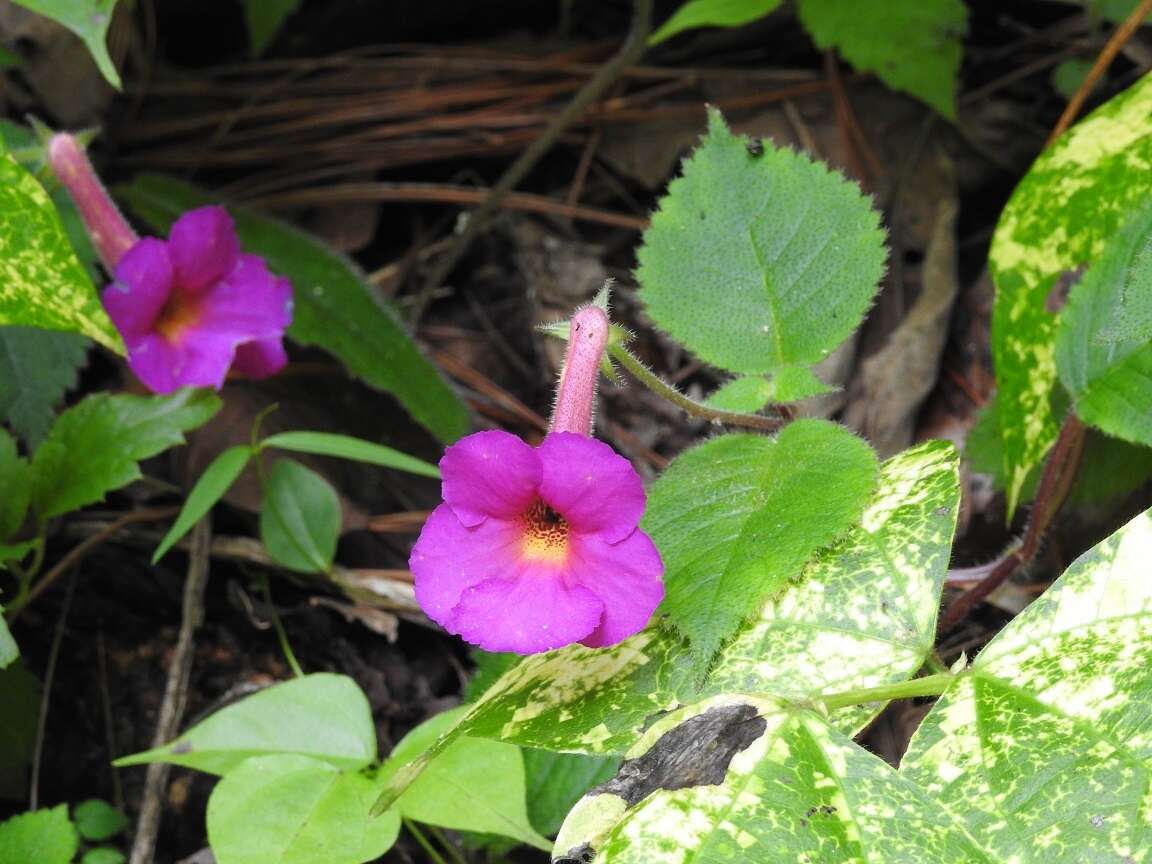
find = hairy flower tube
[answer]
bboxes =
[49,134,293,394]
[410,305,664,654]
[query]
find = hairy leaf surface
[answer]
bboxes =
[637,110,885,375]
[650,420,879,661]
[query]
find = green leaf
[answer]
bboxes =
[262,431,439,478]
[30,389,220,520]
[1098,235,1152,343]
[0,607,18,670]
[0,542,35,569]
[114,673,375,775]
[1051,57,1095,100]
[523,749,619,837]
[244,0,301,55]
[153,445,252,563]
[636,110,886,376]
[0,430,30,541]
[80,848,126,864]
[208,754,399,864]
[989,72,1152,513]
[73,799,128,842]
[447,442,957,757]
[0,805,78,864]
[9,0,121,87]
[648,419,879,660]
[796,0,967,118]
[382,707,551,850]
[700,440,959,730]
[259,459,341,574]
[0,327,90,447]
[649,0,784,45]
[902,507,1152,861]
[1076,349,1152,445]
[704,376,773,412]
[1055,201,1152,394]
[118,174,469,444]
[0,663,39,797]
[556,696,990,864]
[0,155,121,350]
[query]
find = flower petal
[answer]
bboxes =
[102,238,173,338]
[571,528,664,648]
[440,430,542,528]
[194,257,293,340]
[410,503,523,628]
[448,571,603,654]
[537,433,646,542]
[168,206,241,293]
[232,336,288,379]
[125,330,237,393]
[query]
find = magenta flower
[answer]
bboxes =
[48,134,293,394]
[100,207,293,394]
[411,430,664,653]
[410,305,664,654]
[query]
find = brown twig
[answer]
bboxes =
[939,415,1086,632]
[1045,0,1152,148]
[411,0,654,322]
[29,573,77,811]
[8,506,179,621]
[128,519,212,864]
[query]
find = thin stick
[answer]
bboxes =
[128,519,212,864]
[8,507,178,621]
[29,572,77,810]
[1045,0,1152,148]
[412,0,654,321]
[261,572,303,677]
[97,629,125,810]
[404,820,449,864]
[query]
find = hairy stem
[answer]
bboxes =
[608,344,785,432]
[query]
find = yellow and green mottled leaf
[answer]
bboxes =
[701,440,960,733]
[0,156,120,351]
[990,72,1152,513]
[559,696,992,863]
[901,508,1152,862]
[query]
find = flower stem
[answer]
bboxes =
[816,673,957,712]
[404,819,449,864]
[607,344,786,432]
[47,133,138,272]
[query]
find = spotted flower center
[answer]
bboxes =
[520,499,570,563]
[155,288,203,342]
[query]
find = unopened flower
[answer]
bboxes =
[48,133,293,394]
[410,305,664,654]
[102,207,293,393]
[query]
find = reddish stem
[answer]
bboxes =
[939,415,1086,632]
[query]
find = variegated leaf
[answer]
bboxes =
[901,508,1152,863]
[553,695,992,864]
[989,72,1152,513]
[0,155,121,351]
